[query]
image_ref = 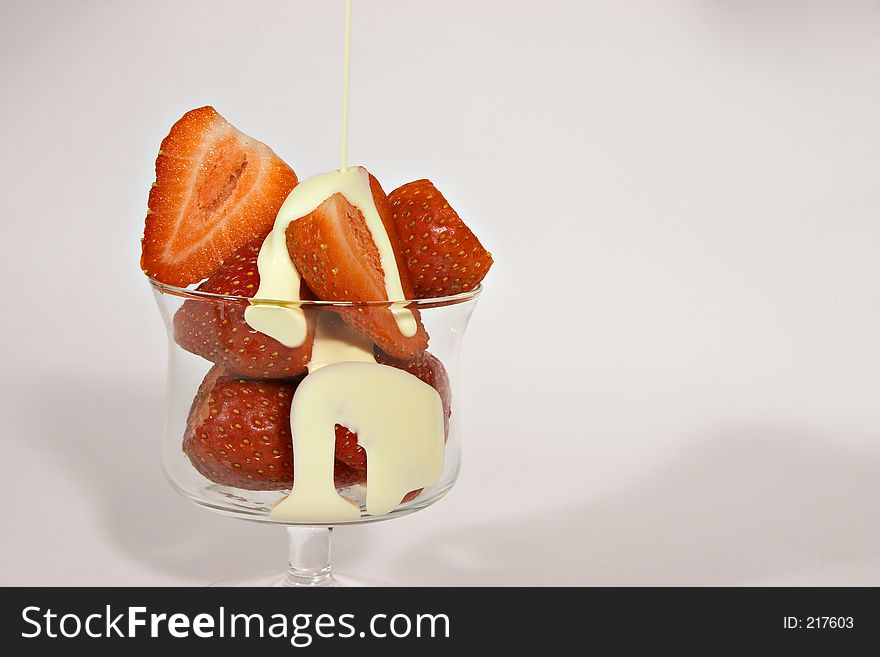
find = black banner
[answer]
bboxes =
[0,587,874,653]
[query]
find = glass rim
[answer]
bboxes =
[148,276,483,309]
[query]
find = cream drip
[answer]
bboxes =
[244,167,417,346]
[269,362,445,522]
[306,312,376,373]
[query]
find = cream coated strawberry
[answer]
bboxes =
[284,171,429,358]
[389,179,493,298]
[335,349,452,470]
[141,106,298,286]
[376,348,452,434]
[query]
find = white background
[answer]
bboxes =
[1,0,878,585]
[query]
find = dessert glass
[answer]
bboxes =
[150,279,481,586]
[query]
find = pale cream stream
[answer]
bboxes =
[306,311,376,373]
[251,2,442,523]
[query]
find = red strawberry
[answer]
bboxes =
[172,238,315,379]
[335,424,366,471]
[334,459,368,489]
[183,368,365,491]
[285,169,429,358]
[142,106,298,286]
[388,179,493,297]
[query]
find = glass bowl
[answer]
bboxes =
[150,278,481,586]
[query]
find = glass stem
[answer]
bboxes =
[283,526,335,587]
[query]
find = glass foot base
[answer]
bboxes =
[210,571,393,587]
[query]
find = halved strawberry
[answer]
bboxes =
[172,238,315,378]
[183,368,365,491]
[142,106,298,286]
[388,179,493,297]
[285,170,429,358]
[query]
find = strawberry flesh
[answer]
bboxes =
[142,106,298,286]
[285,172,429,358]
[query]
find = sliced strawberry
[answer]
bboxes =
[285,170,429,358]
[388,179,493,297]
[172,238,315,379]
[142,106,298,286]
[183,369,365,491]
